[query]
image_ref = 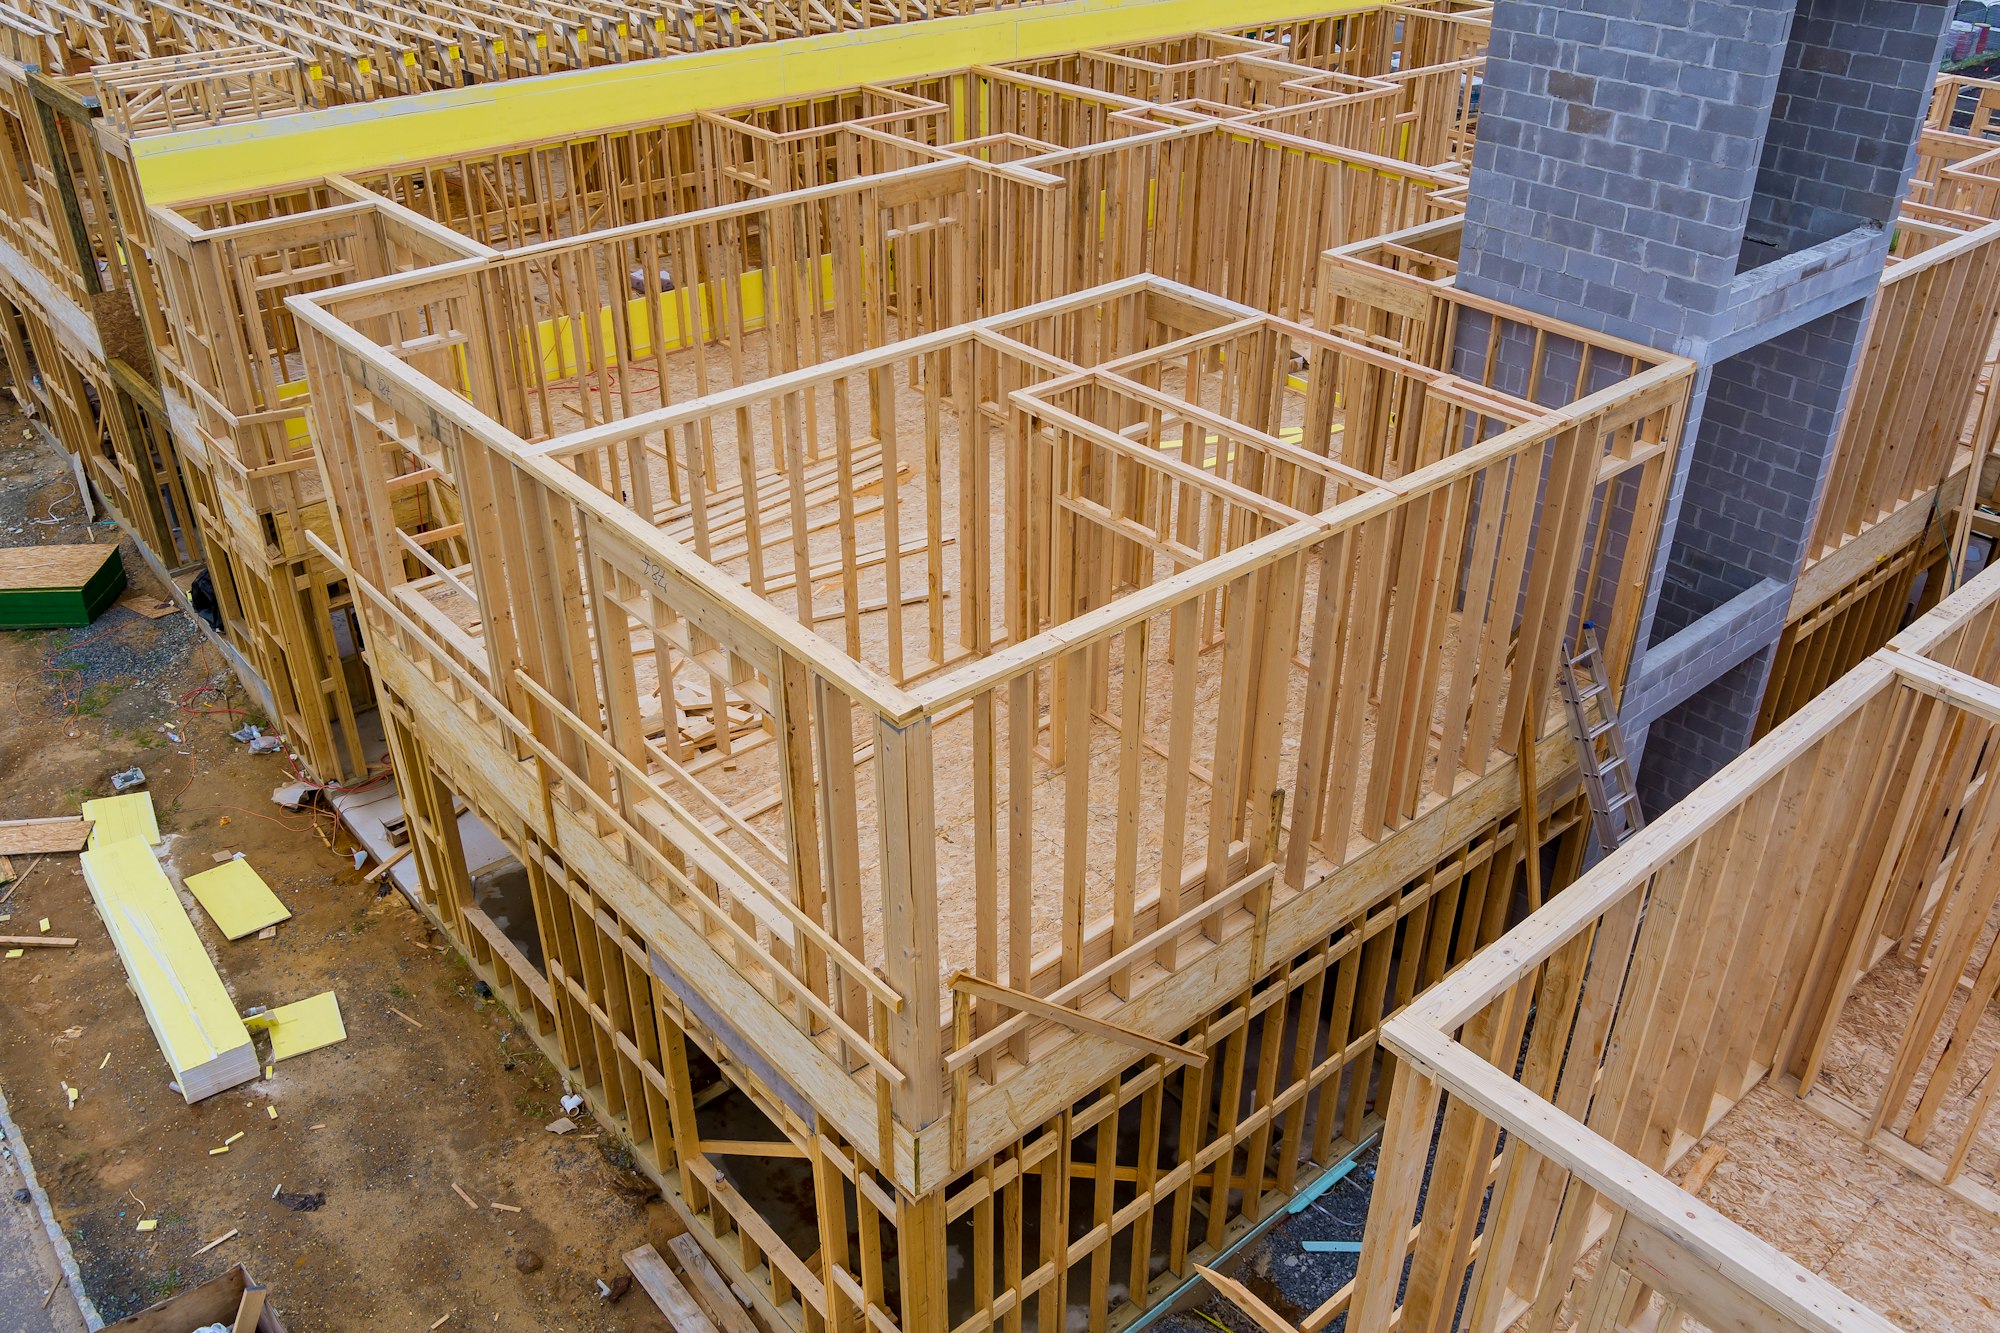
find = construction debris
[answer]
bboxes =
[624,1244,713,1333]
[242,992,345,1062]
[79,836,257,1101]
[194,1229,238,1255]
[0,816,92,856]
[183,859,290,940]
[80,792,159,850]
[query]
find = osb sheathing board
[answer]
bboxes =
[1692,1080,2000,1331]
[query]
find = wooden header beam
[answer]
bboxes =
[126,0,1373,203]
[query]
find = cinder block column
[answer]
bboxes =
[1456,0,1951,812]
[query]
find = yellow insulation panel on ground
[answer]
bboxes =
[80,792,160,849]
[185,858,291,940]
[79,837,258,1102]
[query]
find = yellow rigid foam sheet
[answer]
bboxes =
[79,838,258,1102]
[80,792,160,849]
[246,991,347,1062]
[131,0,1369,204]
[184,858,291,940]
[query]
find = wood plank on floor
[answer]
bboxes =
[623,1244,717,1333]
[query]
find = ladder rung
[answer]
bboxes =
[1575,681,1607,703]
[1605,792,1636,812]
[1599,754,1625,776]
[1586,718,1619,741]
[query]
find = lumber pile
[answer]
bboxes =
[79,835,258,1101]
[0,544,126,629]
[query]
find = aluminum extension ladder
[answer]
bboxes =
[1559,623,1645,852]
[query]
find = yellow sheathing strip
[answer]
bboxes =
[81,792,161,849]
[79,837,258,1101]
[131,0,1368,204]
[532,255,836,377]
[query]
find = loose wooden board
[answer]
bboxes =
[81,793,160,850]
[667,1234,760,1333]
[185,859,291,939]
[79,837,257,1102]
[623,1244,716,1333]
[0,817,92,855]
[120,594,180,619]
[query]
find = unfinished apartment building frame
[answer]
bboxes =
[8,4,2000,1332]
[1202,562,2000,1333]
[0,0,1491,782]
[13,0,1993,794]
[272,25,1705,1333]
[293,227,1683,1333]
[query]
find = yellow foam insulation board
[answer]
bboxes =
[80,793,160,850]
[247,991,346,1062]
[79,838,258,1102]
[184,859,291,940]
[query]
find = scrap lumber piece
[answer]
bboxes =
[98,1261,282,1330]
[624,1244,718,1333]
[121,594,179,619]
[81,793,160,850]
[0,935,78,948]
[79,838,257,1102]
[667,1235,759,1333]
[0,816,93,855]
[245,991,345,1061]
[0,543,126,629]
[231,1286,268,1333]
[185,859,291,939]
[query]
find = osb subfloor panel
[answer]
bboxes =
[1808,920,2000,1192]
[1675,933,2000,1329]
[380,318,1532,1001]
[1685,1079,2000,1330]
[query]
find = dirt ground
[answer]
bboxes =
[0,403,679,1328]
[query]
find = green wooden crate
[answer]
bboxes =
[0,543,128,629]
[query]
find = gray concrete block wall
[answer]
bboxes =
[1651,550,1763,643]
[1636,646,1778,813]
[1744,0,1955,265]
[1458,0,1796,352]
[1625,576,1793,730]
[1456,0,1951,808]
[1658,301,1871,616]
